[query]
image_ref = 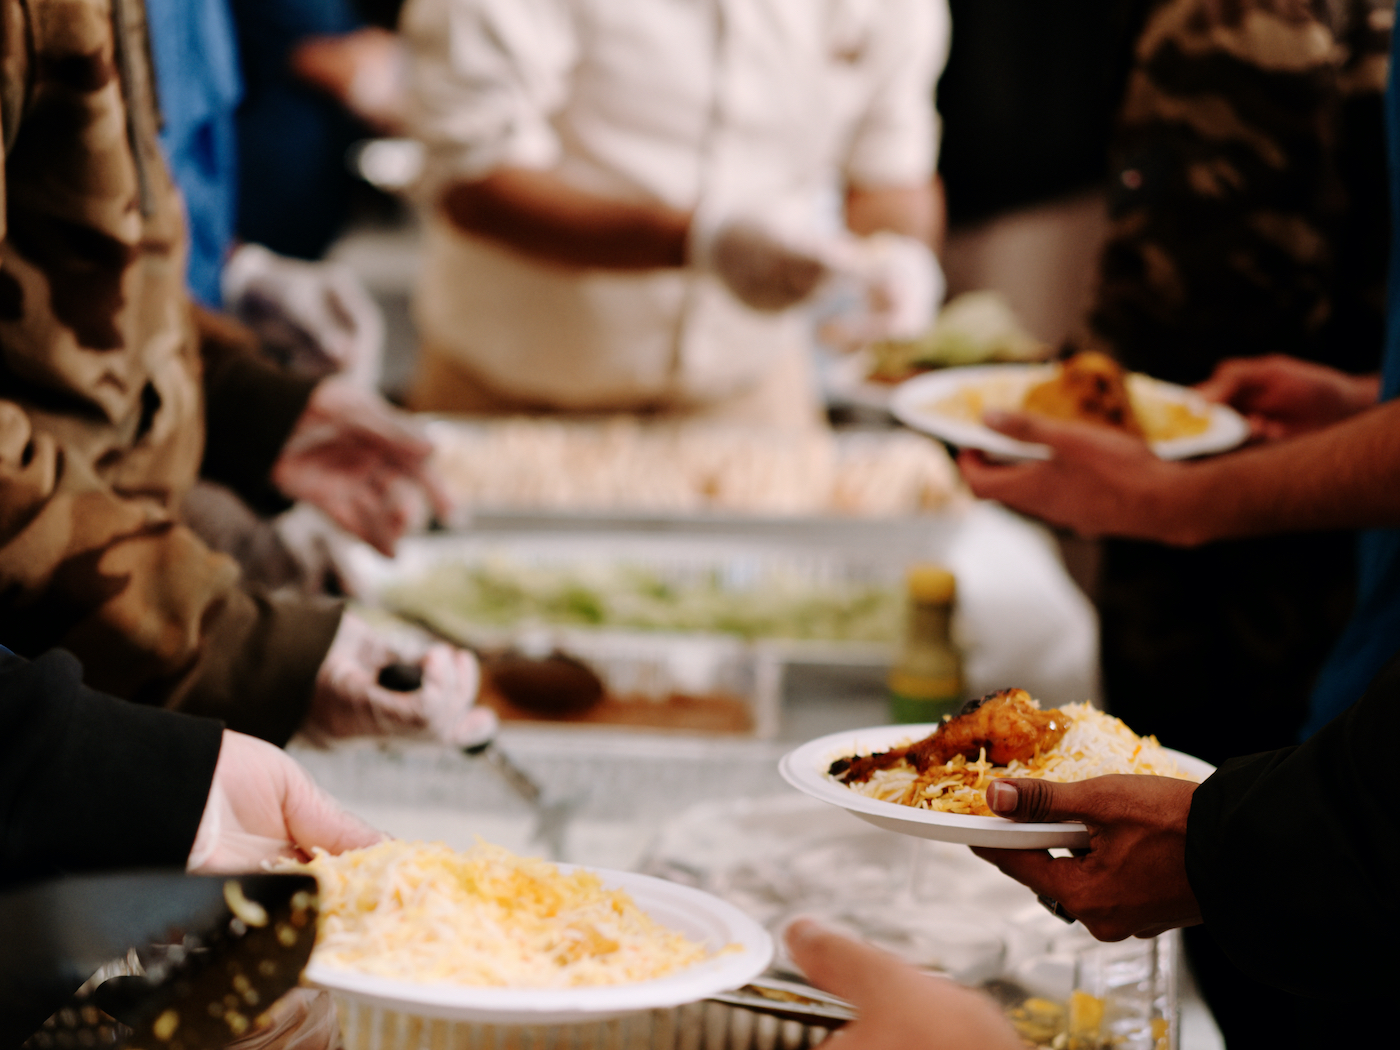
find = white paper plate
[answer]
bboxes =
[889,364,1249,462]
[304,867,773,1024]
[779,724,1215,850]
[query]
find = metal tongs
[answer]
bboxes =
[461,738,579,862]
[708,976,857,1029]
[378,649,585,862]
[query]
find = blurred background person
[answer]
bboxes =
[1081,0,1390,770]
[960,3,1391,1044]
[400,0,949,429]
[232,0,406,261]
[934,0,1143,351]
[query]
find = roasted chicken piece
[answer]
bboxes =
[830,688,1072,783]
[1022,351,1144,436]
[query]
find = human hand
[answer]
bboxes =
[823,232,945,347]
[185,730,383,874]
[1195,355,1380,442]
[271,378,452,556]
[304,611,498,746]
[690,217,830,312]
[783,918,1022,1050]
[971,776,1202,942]
[956,410,1185,540]
[291,27,407,132]
[223,244,385,388]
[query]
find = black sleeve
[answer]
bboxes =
[0,650,225,888]
[1185,649,1400,999]
[194,305,319,515]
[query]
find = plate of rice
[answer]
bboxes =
[779,699,1214,849]
[292,840,772,1022]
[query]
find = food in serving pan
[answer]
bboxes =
[1022,351,1144,436]
[926,355,1212,444]
[828,688,1197,817]
[386,560,903,644]
[865,291,1050,382]
[288,840,710,987]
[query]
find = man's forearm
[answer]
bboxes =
[845,181,941,246]
[1165,398,1400,545]
[441,167,691,270]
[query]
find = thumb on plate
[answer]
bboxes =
[986,778,1098,824]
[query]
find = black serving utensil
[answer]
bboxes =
[4,872,317,1050]
[385,612,606,718]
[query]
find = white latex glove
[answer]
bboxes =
[222,244,385,389]
[823,231,945,347]
[689,213,832,312]
[272,378,452,557]
[186,730,384,874]
[304,610,497,746]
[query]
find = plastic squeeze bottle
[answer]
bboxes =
[888,564,963,724]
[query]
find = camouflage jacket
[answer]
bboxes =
[1088,0,1392,382]
[0,0,340,741]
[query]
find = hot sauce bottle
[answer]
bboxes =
[888,564,963,724]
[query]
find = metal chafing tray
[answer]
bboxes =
[332,502,1099,738]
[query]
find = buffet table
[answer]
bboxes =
[291,497,1224,1048]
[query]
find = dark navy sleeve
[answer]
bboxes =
[0,650,224,887]
[1186,648,1400,999]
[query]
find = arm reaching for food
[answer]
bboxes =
[1195,354,1380,442]
[783,918,1023,1050]
[958,396,1400,546]
[186,730,384,874]
[971,776,1202,942]
[304,611,498,746]
[272,378,453,556]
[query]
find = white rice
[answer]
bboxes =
[839,702,1195,816]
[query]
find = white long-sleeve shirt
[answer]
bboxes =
[404,0,949,410]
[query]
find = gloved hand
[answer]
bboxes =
[222,244,385,388]
[822,231,945,348]
[185,730,384,874]
[304,611,498,746]
[689,214,831,312]
[272,378,453,557]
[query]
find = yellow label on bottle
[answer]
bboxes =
[887,671,961,698]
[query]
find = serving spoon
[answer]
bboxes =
[377,660,583,860]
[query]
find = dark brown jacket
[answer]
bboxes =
[0,0,340,742]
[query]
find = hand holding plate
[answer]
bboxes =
[970,775,1202,942]
[956,411,1183,540]
[1195,354,1381,442]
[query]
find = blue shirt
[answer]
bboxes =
[145,0,243,307]
[1302,5,1400,737]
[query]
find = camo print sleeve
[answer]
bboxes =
[0,0,340,743]
[1086,0,1392,383]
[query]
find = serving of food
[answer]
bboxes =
[829,688,1195,817]
[780,689,1212,848]
[863,291,1052,383]
[291,840,772,1022]
[889,353,1249,462]
[385,559,904,645]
